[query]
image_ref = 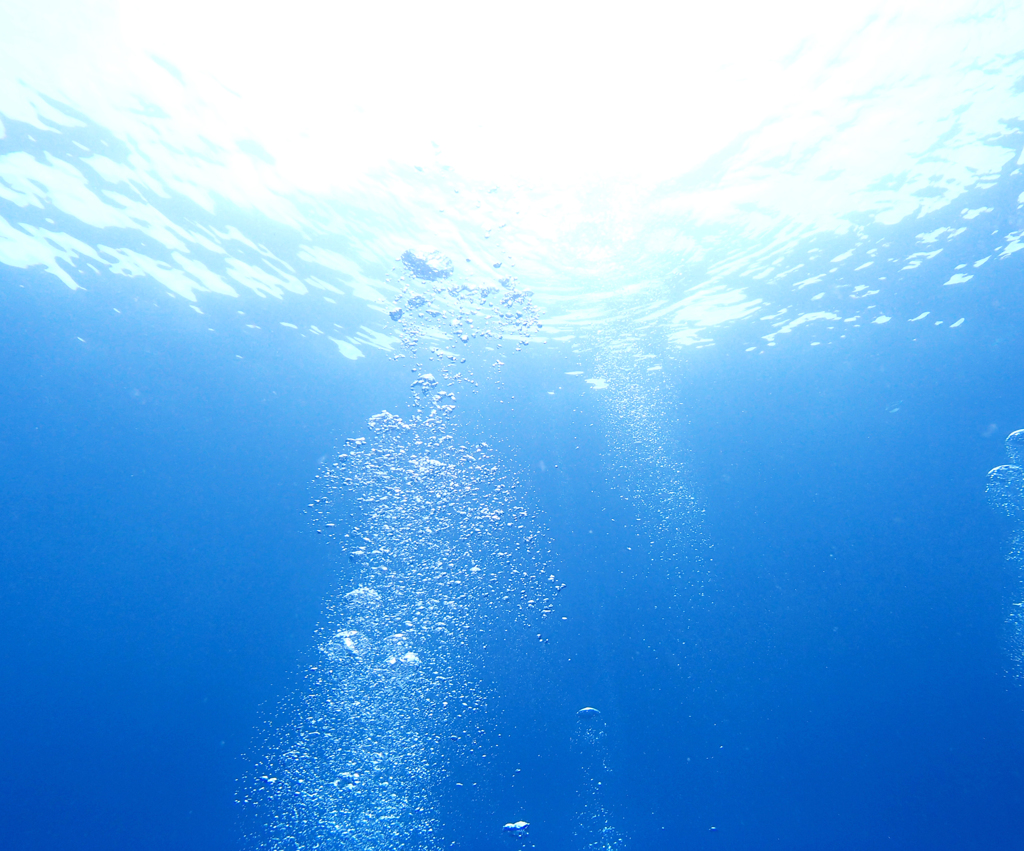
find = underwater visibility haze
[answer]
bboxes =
[3,1,1024,849]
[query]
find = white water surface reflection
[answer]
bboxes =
[2,0,1024,357]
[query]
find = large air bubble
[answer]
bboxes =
[502,820,530,840]
[401,247,453,281]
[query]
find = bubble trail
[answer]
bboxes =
[584,326,708,591]
[572,707,626,851]
[242,249,556,850]
[986,430,1024,680]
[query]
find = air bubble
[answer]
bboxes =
[503,820,530,839]
[345,586,383,613]
[401,247,453,281]
[324,629,371,660]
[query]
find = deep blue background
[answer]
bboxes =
[445,311,1024,851]
[0,272,401,849]
[2,254,1024,851]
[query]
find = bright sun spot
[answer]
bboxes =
[111,0,1013,190]
[2,0,1022,236]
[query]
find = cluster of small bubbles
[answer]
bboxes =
[986,430,1024,681]
[388,246,543,363]
[313,409,556,638]
[571,707,626,851]
[586,331,707,586]
[1006,429,1024,466]
[986,464,1024,522]
[247,257,556,849]
[574,707,606,749]
[245,638,444,851]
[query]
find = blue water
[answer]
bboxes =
[4,6,1024,849]
[3,254,1023,849]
